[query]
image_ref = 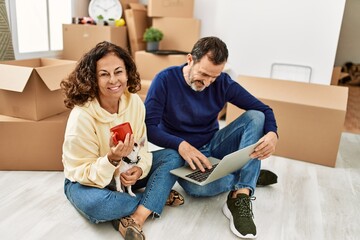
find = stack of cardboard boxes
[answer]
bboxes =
[62,23,128,61]
[62,1,139,61]
[0,58,76,170]
[61,1,199,101]
[135,0,200,101]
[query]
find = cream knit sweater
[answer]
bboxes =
[62,92,152,188]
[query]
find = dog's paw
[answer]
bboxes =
[129,192,136,197]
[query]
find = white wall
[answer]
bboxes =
[72,0,90,17]
[335,0,360,66]
[194,0,346,85]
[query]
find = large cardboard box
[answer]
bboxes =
[120,0,139,18]
[0,111,70,171]
[138,79,152,102]
[148,0,194,18]
[152,17,200,52]
[135,50,187,79]
[124,3,150,57]
[0,58,76,121]
[226,76,348,167]
[62,24,128,61]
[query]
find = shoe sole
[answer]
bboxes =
[222,203,257,239]
[125,226,145,240]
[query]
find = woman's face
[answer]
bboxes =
[96,53,128,103]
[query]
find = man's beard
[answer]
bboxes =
[189,79,206,92]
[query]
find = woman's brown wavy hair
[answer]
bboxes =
[60,41,141,109]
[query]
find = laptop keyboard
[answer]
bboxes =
[185,163,219,182]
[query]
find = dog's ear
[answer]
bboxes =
[138,137,146,148]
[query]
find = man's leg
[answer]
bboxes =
[136,148,184,216]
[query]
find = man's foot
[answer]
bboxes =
[256,169,278,187]
[112,216,145,240]
[166,189,185,207]
[222,192,257,239]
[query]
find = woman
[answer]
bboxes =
[61,41,184,240]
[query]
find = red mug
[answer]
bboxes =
[110,122,133,145]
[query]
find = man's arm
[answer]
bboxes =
[144,73,184,150]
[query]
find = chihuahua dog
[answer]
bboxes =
[114,137,145,197]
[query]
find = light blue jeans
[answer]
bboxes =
[64,149,183,224]
[174,110,264,197]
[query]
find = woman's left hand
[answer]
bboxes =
[250,131,278,160]
[120,166,143,186]
[108,133,135,161]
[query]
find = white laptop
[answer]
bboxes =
[170,141,262,186]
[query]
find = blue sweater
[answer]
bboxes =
[144,64,278,150]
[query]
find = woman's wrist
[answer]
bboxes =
[107,154,121,166]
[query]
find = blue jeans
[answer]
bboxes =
[176,110,265,197]
[64,150,183,224]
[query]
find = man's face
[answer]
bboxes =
[187,55,225,92]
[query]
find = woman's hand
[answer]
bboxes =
[108,133,135,161]
[178,141,212,172]
[120,166,143,186]
[250,131,278,160]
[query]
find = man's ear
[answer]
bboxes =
[187,54,193,65]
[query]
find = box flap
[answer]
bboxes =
[36,59,76,91]
[0,64,33,92]
[128,3,146,10]
[124,5,149,56]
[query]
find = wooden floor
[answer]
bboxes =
[0,131,359,240]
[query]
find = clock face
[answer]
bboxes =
[88,0,122,22]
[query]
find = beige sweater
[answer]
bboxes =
[62,92,152,188]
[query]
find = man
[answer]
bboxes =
[144,36,278,238]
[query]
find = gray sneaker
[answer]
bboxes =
[222,192,257,239]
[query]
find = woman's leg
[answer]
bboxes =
[120,148,183,228]
[64,178,141,224]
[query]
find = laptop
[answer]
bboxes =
[170,141,262,186]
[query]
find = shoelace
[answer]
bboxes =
[234,196,256,218]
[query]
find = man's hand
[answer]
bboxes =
[250,131,278,160]
[178,141,212,172]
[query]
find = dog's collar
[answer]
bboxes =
[122,156,141,164]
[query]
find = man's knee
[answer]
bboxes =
[244,110,265,127]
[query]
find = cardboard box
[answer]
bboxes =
[148,0,194,18]
[226,76,348,167]
[138,79,152,102]
[135,50,187,79]
[0,58,76,121]
[331,66,341,85]
[124,3,151,57]
[152,17,200,52]
[119,0,139,18]
[0,111,70,171]
[62,24,128,61]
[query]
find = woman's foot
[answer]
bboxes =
[166,189,185,207]
[112,216,145,240]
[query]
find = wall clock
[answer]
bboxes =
[88,0,122,22]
